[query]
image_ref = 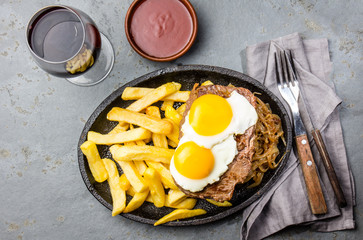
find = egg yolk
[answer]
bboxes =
[174,141,214,179]
[189,94,233,136]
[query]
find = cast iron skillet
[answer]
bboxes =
[78,65,292,226]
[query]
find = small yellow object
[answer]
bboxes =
[121,87,190,102]
[201,80,214,86]
[107,123,129,134]
[165,105,182,126]
[166,189,187,205]
[116,159,148,193]
[107,107,173,134]
[144,168,165,208]
[161,100,175,111]
[167,139,178,148]
[126,82,182,112]
[206,199,232,207]
[110,145,175,164]
[87,128,151,145]
[154,209,206,226]
[163,118,179,145]
[124,190,149,213]
[146,106,168,148]
[176,103,186,116]
[102,158,126,216]
[119,174,131,191]
[80,141,108,182]
[146,161,178,190]
[165,197,197,209]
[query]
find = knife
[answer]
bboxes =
[286,51,347,208]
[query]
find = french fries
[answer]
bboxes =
[107,107,173,134]
[165,197,197,209]
[124,190,149,213]
[165,105,182,126]
[80,141,108,182]
[122,87,190,102]
[144,168,165,208]
[206,199,232,207]
[166,189,187,205]
[146,106,168,148]
[161,100,174,111]
[87,128,151,145]
[176,103,186,116]
[102,158,126,216]
[146,161,178,190]
[116,159,148,193]
[81,81,230,224]
[119,174,131,191]
[153,209,206,226]
[163,118,180,145]
[126,82,182,112]
[110,145,175,164]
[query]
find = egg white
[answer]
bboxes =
[170,91,258,192]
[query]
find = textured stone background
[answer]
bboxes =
[0,0,362,239]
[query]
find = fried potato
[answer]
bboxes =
[116,159,148,193]
[163,118,179,145]
[144,168,165,208]
[165,105,182,126]
[80,141,108,182]
[126,82,181,112]
[201,80,214,86]
[87,128,151,145]
[161,100,174,111]
[123,135,148,175]
[123,190,149,213]
[206,199,232,207]
[154,209,206,226]
[108,123,129,134]
[110,145,175,164]
[167,139,178,148]
[146,161,178,190]
[176,103,186,116]
[122,87,190,102]
[166,189,187,205]
[102,158,126,216]
[165,197,197,209]
[146,106,168,148]
[107,107,173,134]
[119,174,131,191]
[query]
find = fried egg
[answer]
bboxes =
[170,91,258,192]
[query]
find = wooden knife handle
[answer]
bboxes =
[312,129,347,208]
[296,134,327,214]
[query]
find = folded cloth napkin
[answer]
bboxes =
[240,32,355,240]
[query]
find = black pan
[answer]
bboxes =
[78,64,292,226]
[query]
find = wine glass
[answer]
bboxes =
[26,5,114,86]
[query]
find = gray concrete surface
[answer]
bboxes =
[0,0,362,239]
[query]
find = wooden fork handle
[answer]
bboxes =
[296,134,327,214]
[312,129,347,208]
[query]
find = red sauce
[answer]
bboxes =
[130,0,193,58]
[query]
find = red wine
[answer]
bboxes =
[29,8,84,62]
[27,6,101,77]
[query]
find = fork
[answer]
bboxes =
[275,50,327,215]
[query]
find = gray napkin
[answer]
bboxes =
[240,33,355,240]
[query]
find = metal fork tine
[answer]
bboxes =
[284,50,297,86]
[274,52,282,88]
[279,50,290,88]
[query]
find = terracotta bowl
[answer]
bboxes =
[125,0,198,62]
